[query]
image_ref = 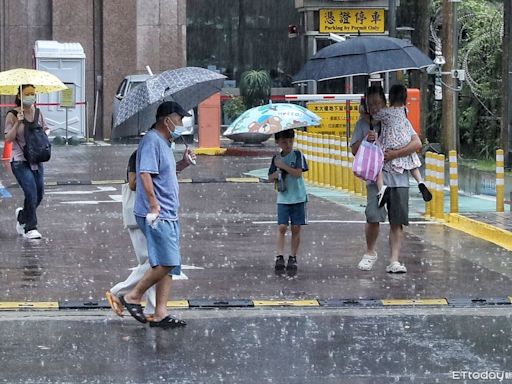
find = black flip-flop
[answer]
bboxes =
[149,315,186,329]
[119,295,147,324]
[418,183,433,202]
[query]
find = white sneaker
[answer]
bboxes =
[15,207,25,235]
[385,261,407,273]
[23,229,42,239]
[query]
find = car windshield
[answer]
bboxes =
[127,81,144,94]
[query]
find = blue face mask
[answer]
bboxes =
[168,119,185,139]
[22,95,36,107]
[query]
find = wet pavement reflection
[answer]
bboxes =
[0,144,511,382]
[0,308,510,383]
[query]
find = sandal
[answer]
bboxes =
[385,261,407,273]
[418,183,433,202]
[149,315,186,329]
[119,295,147,323]
[358,253,378,271]
[105,291,124,317]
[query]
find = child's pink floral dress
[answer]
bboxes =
[374,106,421,174]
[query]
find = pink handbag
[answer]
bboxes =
[352,137,384,182]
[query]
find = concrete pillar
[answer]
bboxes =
[51,0,94,138]
[197,93,223,153]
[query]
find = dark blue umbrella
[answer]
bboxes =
[293,36,433,82]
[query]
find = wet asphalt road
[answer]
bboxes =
[0,143,511,383]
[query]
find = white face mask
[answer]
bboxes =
[22,95,36,107]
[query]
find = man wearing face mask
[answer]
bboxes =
[118,101,195,328]
[4,84,49,240]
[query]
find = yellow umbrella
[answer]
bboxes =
[0,68,67,95]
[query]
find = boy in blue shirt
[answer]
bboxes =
[268,129,308,272]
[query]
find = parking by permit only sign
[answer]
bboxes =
[319,9,385,33]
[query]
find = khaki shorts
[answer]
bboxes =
[366,184,409,226]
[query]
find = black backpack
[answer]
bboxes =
[9,108,51,164]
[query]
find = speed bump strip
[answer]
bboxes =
[188,299,253,308]
[382,299,448,306]
[0,302,59,310]
[59,300,109,309]
[253,300,320,307]
[166,300,189,308]
[319,299,383,307]
[447,297,511,306]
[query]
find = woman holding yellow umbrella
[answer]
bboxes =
[1,68,66,239]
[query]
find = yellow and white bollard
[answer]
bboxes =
[307,133,314,184]
[347,148,356,193]
[435,153,446,221]
[424,152,433,219]
[314,133,321,186]
[297,131,306,182]
[449,150,459,214]
[322,134,330,187]
[317,134,325,186]
[334,135,342,190]
[329,135,337,188]
[341,136,348,190]
[496,149,505,212]
[303,132,310,183]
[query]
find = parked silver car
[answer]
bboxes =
[111,74,195,143]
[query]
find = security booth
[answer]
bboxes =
[34,40,86,138]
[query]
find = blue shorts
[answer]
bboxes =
[136,215,181,276]
[277,202,308,226]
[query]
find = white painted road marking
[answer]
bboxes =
[47,186,117,195]
[252,220,437,225]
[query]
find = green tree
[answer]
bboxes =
[430,0,503,158]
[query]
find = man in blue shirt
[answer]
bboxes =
[119,101,196,328]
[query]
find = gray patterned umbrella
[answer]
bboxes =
[113,67,226,127]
